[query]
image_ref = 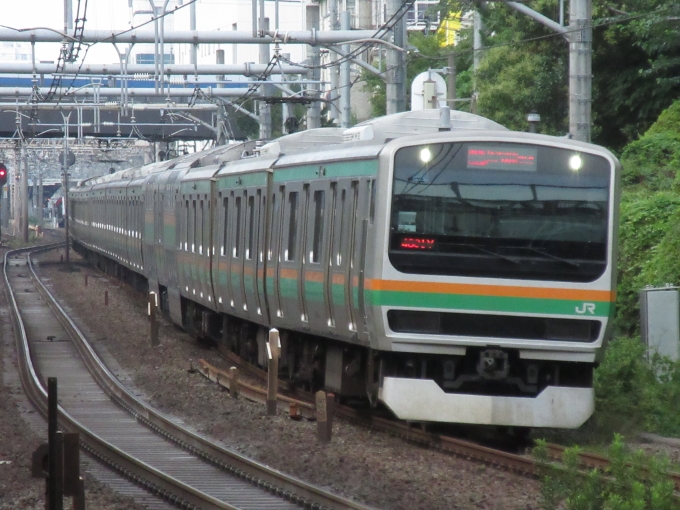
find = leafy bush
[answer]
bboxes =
[534,435,676,510]
[615,193,680,335]
[593,337,680,436]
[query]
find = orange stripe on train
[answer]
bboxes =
[365,279,615,302]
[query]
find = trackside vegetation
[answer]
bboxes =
[532,100,680,509]
[591,100,680,436]
[534,435,676,510]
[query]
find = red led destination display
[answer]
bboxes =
[400,237,436,250]
[467,145,538,171]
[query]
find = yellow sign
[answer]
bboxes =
[438,12,461,47]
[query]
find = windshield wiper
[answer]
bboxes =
[467,245,521,265]
[522,247,580,268]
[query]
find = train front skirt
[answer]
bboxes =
[379,377,594,428]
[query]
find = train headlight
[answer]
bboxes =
[419,147,433,164]
[569,154,583,171]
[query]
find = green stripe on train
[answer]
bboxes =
[218,172,268,189]
[367,290,612,317]
[274,160,378,182]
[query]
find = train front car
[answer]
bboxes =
[369,132,620,428]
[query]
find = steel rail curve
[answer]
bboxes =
[5,243,374,510]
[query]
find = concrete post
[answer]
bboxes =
[386,0,406,114]
[340,11,351,128]
[258,17,272,140]
[266,329,280,415]
[305,4,321,129]
[568,0,592,142]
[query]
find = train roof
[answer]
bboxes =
[75,108,509,187]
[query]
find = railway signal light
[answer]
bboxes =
[0,164,7,187]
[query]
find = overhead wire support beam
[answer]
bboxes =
[0,86,254,98]
[0,28,380,45]
[0,62,305,75]
[505,2,569,39]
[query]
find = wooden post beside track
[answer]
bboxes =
[229,367,239,398]
[149,292,159,347]
[266,329,280,415]
[315,391,331,444]
[84,275,88,287]
[104,290,108,306]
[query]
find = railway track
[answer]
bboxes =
[198,348,680,493]
[4,243,373,510]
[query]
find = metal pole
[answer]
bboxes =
[386,0,406,114]
[329,0,339,124]
[190,0,197,66]
[340,11,351,128]
[305,4,321,129]
[447,52,457,110]
[569,0,592,142]
[48,377,64,510]
[38,170,43,230]
[258,17,272,140]
[62,115,70,266]
[20,144,28,243]
[216,49,227,145]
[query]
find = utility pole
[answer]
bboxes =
[447,53,456,110]
[305,4,321,129]
[20,144,28,243]
[62,114,71,267]
[386,0,406,115]
[340,10,351,128]
[568,0,592,142]
[329,0,339,124]
[258,0,272,140]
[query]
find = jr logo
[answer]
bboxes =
[575,302,596,315]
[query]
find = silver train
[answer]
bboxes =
[70,108,621,428]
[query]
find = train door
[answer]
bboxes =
[243,187,264,319]
[214,190,232,311]
[301,181,332,331]
[277,182,306,327]
[267,186,284,324]
[255,179,271,323]
[349,178,374,344]
[142,177,157,280]
[229,190,247,314]
[329,180,357,336]
[155,185,165,283]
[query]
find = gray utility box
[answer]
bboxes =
[640,286,680,361]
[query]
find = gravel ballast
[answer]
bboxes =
[4,246,541,509]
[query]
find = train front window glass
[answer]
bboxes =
[389,142,612,282]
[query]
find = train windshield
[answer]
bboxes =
[389,142,612,282]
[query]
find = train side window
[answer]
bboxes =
[311,190,325,264]
[184,200,189,250]
[259,191,265,263]
[286,192,298,261]
[192,200,197,253]
[337,188,347,266]
[246,195,254,260]
[328,184,337,267]
[222,196,228,256]
[234,195,242,258]
[369,179,376,224]
[199,200,204,254]
[349,182,359,268]
[206,199,211,255]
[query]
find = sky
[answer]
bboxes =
[2,0,152,64]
